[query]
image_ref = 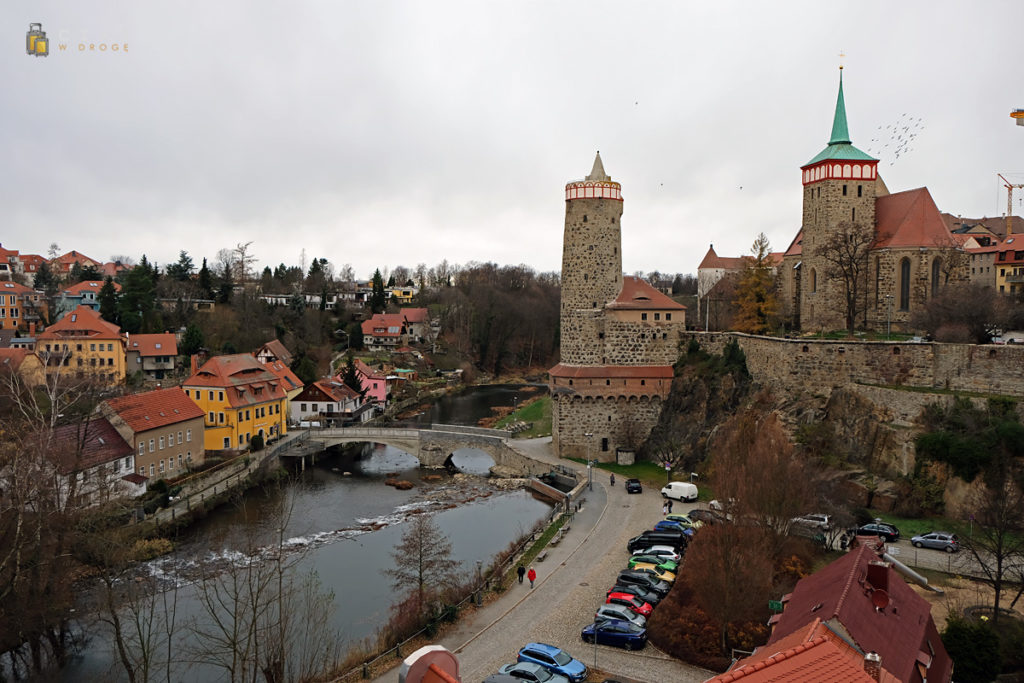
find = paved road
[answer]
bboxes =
[374,437,712,683]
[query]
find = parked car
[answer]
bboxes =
[627,531,687,553]
[630,562,676,583]
[661,481,698,502]
[608,584,661,607]
[911,531,959,552]
[581,619,647,650]
[665,513,703,529]
[688,508,726,525]
[498,662,569,683]
[595,603,647,627]
[630,545,682,562]
[617,570,671,597]
[483,675,521,683]
[516,643,587,683]
[653,520,692,534]
[791,513,833,530]
[627,555,679,573]
[855,522,900,542]
[625,478,643,494]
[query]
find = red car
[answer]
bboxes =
[606,591,653,617]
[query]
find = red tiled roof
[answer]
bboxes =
[256,339,293,364]
[784,230,804,257]
[874,188,957,249]
[768,542,952,683]
[296,380,358,404]
[698,245,747,271]
[0,281,36,295]
[19,254,45,271]
[548,364,674,379]
[104,387,204,433]
[607,276,686,310]
[263,359,303,392]
[0,245,19,260]
[127,333,177,358]
[402,307,429,323]
[354,359,385,379]
[767,252,785,266]
[51,417,133,474]
[52,250,101,271]
[0,348,31,370]
[64,280,121,296]
[37,305,123,339]
[121,472,148,485]
[184,353,289,408]
[362,313,406,337]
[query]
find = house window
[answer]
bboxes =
[208,412,214,424]
[168,457,174,470]
[138,442,144,457]
[218,412,225,424]
[139,467,145,476]
[641,313,648,321]
[159,459,164,473]
[223,437,230,449]
[218,391,224,401]
[177,431,183,444]
[123,456,131,471]
[208,390,214,400]
[186,429,192,442]
[149,464,155,476]
[300,403,306,412]
[654,313,661,321]
[90,343,96,351]
[178,454,183,468]
[149,438,155,453]
[239,435,245,447]
[186,451,192,462]
[666,313,671,321]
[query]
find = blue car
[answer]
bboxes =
[516,643,587,682]
[581,619,647,650]
[654,520,695,536]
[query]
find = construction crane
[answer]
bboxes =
[998,173,1024,236]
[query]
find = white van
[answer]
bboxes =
[660,481,698,502]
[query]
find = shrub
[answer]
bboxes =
[130,537,174,561]
[942,615,1001,683]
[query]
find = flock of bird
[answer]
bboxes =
[865,113,925,166]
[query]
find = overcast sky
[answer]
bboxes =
[4,1,1024,281]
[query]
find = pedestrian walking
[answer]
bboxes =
[610,473,615,486]
[662,501,669,516]
[517,565,526,584]
[527,567,537,588]
[666,499,673,513]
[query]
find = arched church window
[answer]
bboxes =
[899,258,911,310]
[810,268,817,293]
[931,258,942,297]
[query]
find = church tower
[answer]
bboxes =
[798,69,880,330]
[559,151,623,359]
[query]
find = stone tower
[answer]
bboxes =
[797,69,880,330]
[550,154,687,462]
[560,151,623,348]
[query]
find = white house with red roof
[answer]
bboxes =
[102,387,206,482]
[50,417,144,504]
[126,332,178,381]
[400,307,433,343]
[291,379,371,426]
[361,313,408,351]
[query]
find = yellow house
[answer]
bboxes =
[389,286,418,305]
[0,348,46,386]
[182,353,289,453]
[36,305,126,385]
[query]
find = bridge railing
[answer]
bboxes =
[422,423,509,438]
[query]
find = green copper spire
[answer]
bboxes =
[829,69,851,145]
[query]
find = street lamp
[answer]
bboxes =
[584,432,593,491]
[884,295,894,340]
[513,394,518,416]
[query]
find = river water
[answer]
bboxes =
[58,384,551,682]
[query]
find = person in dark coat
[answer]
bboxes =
[517,565,526,584]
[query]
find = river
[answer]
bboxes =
[57,384,552,682]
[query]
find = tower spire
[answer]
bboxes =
[586,151,609,181]
[829,69,851,145]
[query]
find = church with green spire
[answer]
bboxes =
[778,70,967,333]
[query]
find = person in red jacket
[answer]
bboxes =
[527,567,537,588]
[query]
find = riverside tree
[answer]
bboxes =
[385,515,458,618]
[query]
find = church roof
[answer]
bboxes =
[874,187,956,249]
[607,276,686,310]
[784,230,803,257]
[698,245,745,270]
[804,71,876,167]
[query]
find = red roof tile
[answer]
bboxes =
[104,387,204,433]
[0,348,32,370]
[401,307,429,323]
[698,245,746,270]
[263,359,303,392]
[184,353,289,408]
[874,188,957,249]
[784,230,804,257]
[548,364,674,379]
[38,305,123,340]
[51,417,133,474]
[0,281,35,295]
[296,380,358,404]
[354,359,385,379]
[362,313,407,337]
[127,333,177,357]
[256,339,293,364]
[63,280,121,296]
[768,543,952,683]
[607,276,686,310]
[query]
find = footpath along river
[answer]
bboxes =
[56,384,552,682]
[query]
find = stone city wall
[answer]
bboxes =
[559,313,685,367]
[552,393,663,463]
[686,332,1024,398]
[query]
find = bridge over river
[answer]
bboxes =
[279,424,561,480]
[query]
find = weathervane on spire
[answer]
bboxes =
[838,50,846,70]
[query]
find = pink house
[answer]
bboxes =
[352,359,388,406]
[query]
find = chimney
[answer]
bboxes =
[866,561,889,593]
[863,652,882,681]
[29,321,36,336]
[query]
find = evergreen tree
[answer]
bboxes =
[386,274,396,288]
[216,261,233,304]
[341,354,365,397]
[165,250,195,281]
[118,259,158,333]
[33,261,59,297]
[98,276,119,324]
[370,269,387,313]
[732,233,779,335]
[290,353,317,385]
[198,258,214,299]
[180,322,205,356]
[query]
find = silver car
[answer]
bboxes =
[498,662,569,683]
[911,531,959,553]
[595,603,646,628]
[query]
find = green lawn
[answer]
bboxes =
[867,510,971,539]
[496,396,552,438]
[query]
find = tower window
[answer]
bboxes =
[817,187,820,198]
[843,185,847,196]
[852,207,856,221]
[611,218,615,224]
[606,379,610,385]
[857,185,863,197]
[583,215,588,222]
[592,302,597,308]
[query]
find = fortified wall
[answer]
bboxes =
[559,310,684,367]
[687,332,1024,398]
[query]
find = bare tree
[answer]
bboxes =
[385,515,458,618]
[818,221,873,334]
[961,475,1024,627]
[233,242,257,285]
[912,283,1023,344]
